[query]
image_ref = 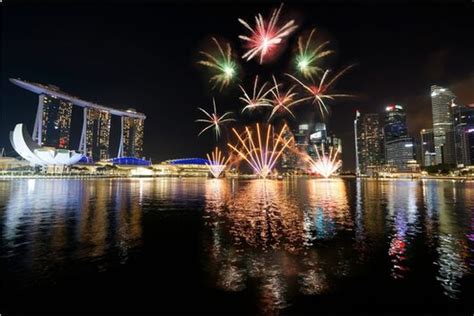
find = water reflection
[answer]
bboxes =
[202,178,474,313]
[426,180,471,299]
[1,178,473,313]
[202,179,354,314]
[1,179,144,284]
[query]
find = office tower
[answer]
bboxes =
[85,108,111,161]
[420,129,435,166]
[293,124,310,170]
[120,109,145,158]
[354,111,362,175]
[309,123,327,143]
[452,103,474,166]
[384,104,407,142]
[40,95,73,148]
[354,112,383,175]
[308,122,342,169]
[309,123,341,152]
[431,85,456,165]
[280,128,298,173]
[362,113,384,172]
[384,105,414,170]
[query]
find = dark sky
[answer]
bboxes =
[1,0,473,171]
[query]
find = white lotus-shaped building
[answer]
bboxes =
[10,123,83,166]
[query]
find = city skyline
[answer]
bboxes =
[1,1,473,172]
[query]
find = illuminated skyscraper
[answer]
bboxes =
[420,129,435,166]
[452,103,474,166]
[431,85,456,165]
[119,109,145,158]
[384,105,414,170]
[355,112,384,175]
[39,95,73,148]
[84,108,111,161]
[354,111,362,175]
[309,122,342,159]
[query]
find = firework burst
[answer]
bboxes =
[227,123,293,178]
[286,65,355,117]
[295,28,334,79]
[206,147,231,178]
[198,37,238,91]
[239,75,273,113]
[238,3,298,64]
[268,76,306,121]
[196,98,235,139]
[306,144,342,178]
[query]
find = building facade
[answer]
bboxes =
[120,110,145,158]
[354,112,384,175]
[85,108,111,161]
[420,128,435,166]
[40,95,73,149]
[431,85,456,165]
[453,103,474,166]
[384,105,414,170]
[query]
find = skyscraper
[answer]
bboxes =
[354,112,384,175]
[40,95,73,148]
[452,103,474,166]
[119,109,145,158]
[384,105,414,170]
[354,111,362,175]
[420,128,435,166]
[308,122,342,166]
[383,104,407,142]
[431,85,456,165]
[84,108,111,161]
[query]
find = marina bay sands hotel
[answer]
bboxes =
[10,78,146,162]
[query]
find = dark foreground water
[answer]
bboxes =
[1,178,473,315]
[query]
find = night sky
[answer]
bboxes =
[1,0,473,171]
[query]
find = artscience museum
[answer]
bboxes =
[10,123,83,166]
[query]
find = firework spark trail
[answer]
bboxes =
[238,3,298,64]
[206,147,231,178]
[286,65,355,117]
[306,144,342,178]
[227,124,293,178]
[295,28,334,79]
[239,75,274,113]
[268,76,306,121]
[198,37,238,91]
[196,98,235,139]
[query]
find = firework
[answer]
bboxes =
[206,147,231,178]
[198,37,238,91]
[268,76,306,121]
[196,98,235,139]
[239,76,274,113]
[286,65,354,117]
[295,28,334,79]
[227,123,293,178]
[306,144,342,178]
[238,3,298,64]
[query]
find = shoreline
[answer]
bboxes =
[1,174,473,181]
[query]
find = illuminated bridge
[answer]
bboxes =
[10,78,146,161]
